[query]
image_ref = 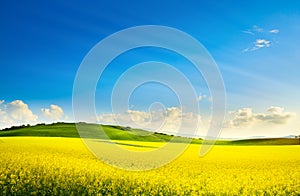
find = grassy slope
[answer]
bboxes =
[0,123,203,143]
[0,123,79,138]
[0,123,298,145]
[230,138,300,145]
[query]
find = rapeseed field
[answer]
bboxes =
[0,137,299,195]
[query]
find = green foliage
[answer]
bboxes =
[0,123,79,138]
[0,123,190,143]
[230,138,299,145]
[0,123,298,145]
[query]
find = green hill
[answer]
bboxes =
[230,138,299,145]
[0,123,203,143]
[0,123,299,145]
[0,123,79,138]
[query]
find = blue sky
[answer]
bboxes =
[1,0,300,138]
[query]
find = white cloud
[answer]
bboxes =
[242,26,279,52]
[243,39,271,52]
[242,25,264,35]
[97,113,118,124]
[269,29,279,34]
[127,110,151,124]
[227,106,295,128]
[41,104,64,121]
[267,106,284,113]
[253,25,264,33]
[243,26,279,35]
[196,94,207,102]
[242,30,254,35]
[7,100,38,123]
[0,107,11,125]
[242,48,250,53]
[0,100,38,128]
[255,39,271,48]
[255,106,293,124]
[228,108,254,127]
[97,107,205,136]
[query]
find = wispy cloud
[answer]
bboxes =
[196,94,207,102]
[242,25,279,52]
[243,39,271,52]
[242,30,254,35]
[252,25,264,33]
[242,25,264,35]
[269,29,279,34]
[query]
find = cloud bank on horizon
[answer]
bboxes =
[0,99,298,138]
[227,106,295,128]
[97,107,204,137]
[0,100,65,128]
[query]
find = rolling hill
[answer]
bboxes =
[0,123,299,145]
[0,122,203,143]
[230,138,300,145]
